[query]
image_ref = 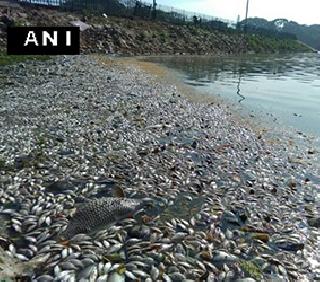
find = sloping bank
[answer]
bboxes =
[0,55,319,280]
[0,5,314,55]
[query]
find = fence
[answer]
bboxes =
[13,0,298,39]
[155,3,235,27]
[16,0,237,31]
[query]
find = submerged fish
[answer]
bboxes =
[60,197,143,240]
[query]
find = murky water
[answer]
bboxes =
[145,53,320,137]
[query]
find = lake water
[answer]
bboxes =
[146,53,320,137]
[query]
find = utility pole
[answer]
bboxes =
[152,0,157,20]
[236,14,240,30]
[244,0,249,33]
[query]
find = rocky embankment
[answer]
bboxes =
[0,56,319,280]
[0,4,311,56]
[79,17,248,55]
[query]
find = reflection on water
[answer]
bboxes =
[145,53,320,136]
[237,74,245,103]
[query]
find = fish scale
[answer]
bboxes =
[61,197,143,240]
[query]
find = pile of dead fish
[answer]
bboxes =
[0,55,319,281]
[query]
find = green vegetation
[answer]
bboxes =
[159,31,169,40]
[37,135,47,146]
[243,18,320,50]
[239,260,263,280]
[0,51,50,66]
[247,35,312,54]
[139,30,151,41]
[12,19,26,27]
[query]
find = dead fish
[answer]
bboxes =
[112,186,126,198]
[60,197,143,240]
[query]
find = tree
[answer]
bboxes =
[193,15,197,26]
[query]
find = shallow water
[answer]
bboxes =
[145,53,320,137]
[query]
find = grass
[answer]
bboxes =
[0,51,50,66]
[247,35,313,53]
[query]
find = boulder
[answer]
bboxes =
[70,20,91,31]
[17,12,28,19]
[0,14,14,28]
[92,23,104,30]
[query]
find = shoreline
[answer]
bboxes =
[0,55,319,280]
[132,54,320,144]
[138,53,320,142]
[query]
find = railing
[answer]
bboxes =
[16,0,237,30]
[156,3,235,27]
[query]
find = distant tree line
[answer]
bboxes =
[238,22,297,40]
[238,18,320,49]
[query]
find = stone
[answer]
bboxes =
[17,12,28,19]
[70,20,91,31]
[0,22,5,30]
[92,24,104,30]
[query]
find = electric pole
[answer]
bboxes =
[244,0,249,32]
[152,0,157,19]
